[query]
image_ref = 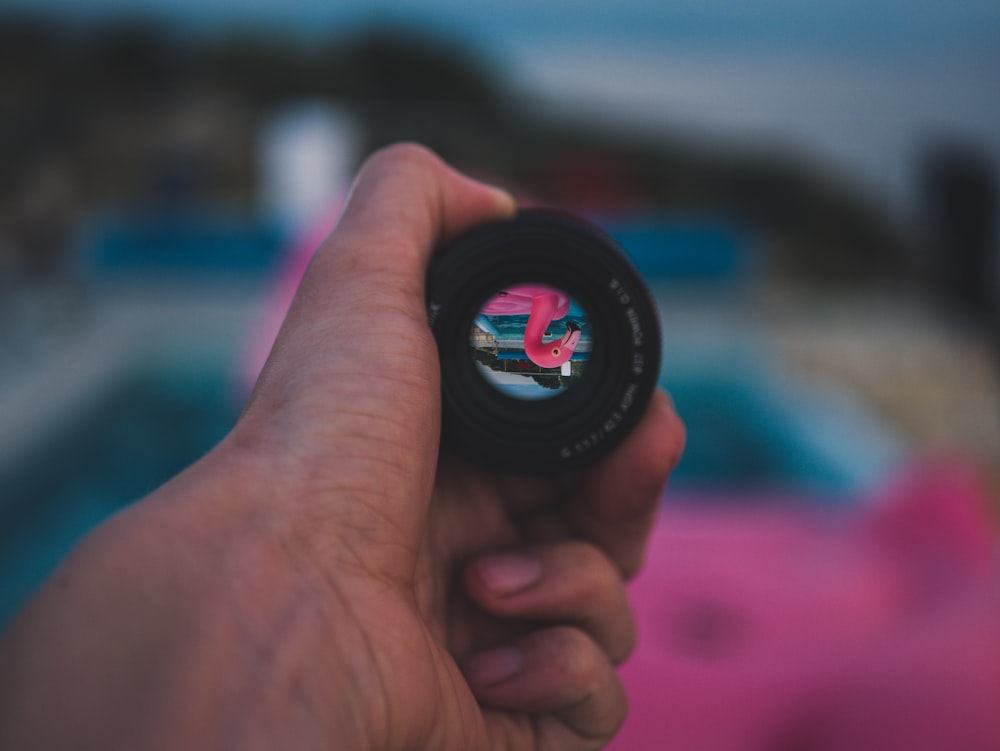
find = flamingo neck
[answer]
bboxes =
[524,294,568,368]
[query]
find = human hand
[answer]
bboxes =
[0,144,684,751]
[234,143,685,749]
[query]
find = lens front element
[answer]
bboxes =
[470,283,592,401]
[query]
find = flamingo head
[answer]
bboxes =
[544,321,581,366]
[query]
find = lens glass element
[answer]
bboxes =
[469,283,592,401]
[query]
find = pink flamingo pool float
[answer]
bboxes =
[479,284,582,368]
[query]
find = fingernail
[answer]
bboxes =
[465,646,523,686]
[476,553,542,596]
[479,182,517,213]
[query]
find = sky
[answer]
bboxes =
[3,0,998,214]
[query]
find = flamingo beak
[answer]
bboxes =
[561,321,582,351]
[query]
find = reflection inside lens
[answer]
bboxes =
[469,283,592,400]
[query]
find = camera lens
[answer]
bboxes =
[427,208,660,474]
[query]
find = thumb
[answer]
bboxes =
[235,144,515,574]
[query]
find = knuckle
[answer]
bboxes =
[364,141,441,175]
[567,534,644,586]
[570,542,621,598]
[609,613,638,665]
[548,626,605,688]
[618,546,647,580]
[545,541,621,608]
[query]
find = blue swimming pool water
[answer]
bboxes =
[0,369,243,630]
[664,369,866,494]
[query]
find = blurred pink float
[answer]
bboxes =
[612,462,1000,751]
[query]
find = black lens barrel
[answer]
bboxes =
[427,208,660,474]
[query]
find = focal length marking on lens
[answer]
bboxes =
[610,278,648,348]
